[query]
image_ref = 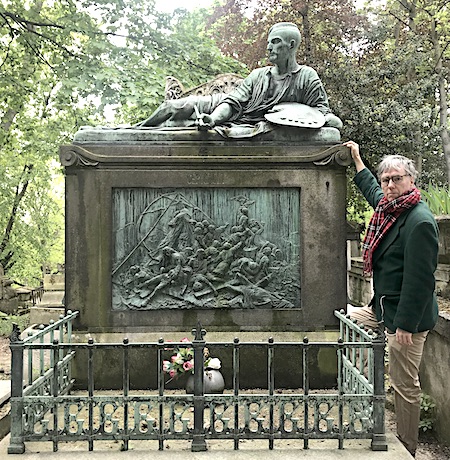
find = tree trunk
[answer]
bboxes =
[0,165,34,272]
[293,0,312,63]
[431,17,450,182]
[438,75,450,182]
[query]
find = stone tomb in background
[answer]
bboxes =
[60,126,350,388]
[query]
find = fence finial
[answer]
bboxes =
[192,322,206,341]
[9,323,21,342]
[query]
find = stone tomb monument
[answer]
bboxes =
[60,22,351,388]
[60,127,350,387]
[62,128,349,332]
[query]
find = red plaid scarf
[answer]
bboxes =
[362,187,421,275]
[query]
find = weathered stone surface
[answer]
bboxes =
[61,133,349,334]
[71,330,340,390]
[348,257,374,307]
[421,311,450,445]
[29,306,65,325]
[28,274,65,325]
[436,215,450,264]
[72,126,341,145]
[43,274,64,291]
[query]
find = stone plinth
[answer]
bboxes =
[29,290,65,325]
[60,127,349,335]
[71,330,340,390]
[43,274,64,291]
[29,274,65,325]
[348,257,374,307]
[421,308,450,445]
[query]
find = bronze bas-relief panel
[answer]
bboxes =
[112,188,300,311]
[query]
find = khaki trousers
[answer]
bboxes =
[347,305,428,456]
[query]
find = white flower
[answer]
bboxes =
[206,358,221,370]
[174,353,184,365]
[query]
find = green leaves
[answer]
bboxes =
[419,392,436,432]
[421,184,450,215]
[0,0,246,283]
[3,0,446,283]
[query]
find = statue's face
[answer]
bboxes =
[267,31,294,64]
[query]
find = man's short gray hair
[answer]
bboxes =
[377,155,418,181]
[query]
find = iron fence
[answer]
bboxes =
[8,309,387,453]
[29,286,44,306]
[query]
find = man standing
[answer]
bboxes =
[344,140,439,457]
[137,22,341,131]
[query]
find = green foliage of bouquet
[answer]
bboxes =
[162,338,221,381]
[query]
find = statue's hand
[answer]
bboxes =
[195,113,216,131]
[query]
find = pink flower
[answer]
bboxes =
[180,337,191,343]
[169,369,176,378]
[162,360,171,372]
[183,360,193,372]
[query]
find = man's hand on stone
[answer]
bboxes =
[343,140,366,173]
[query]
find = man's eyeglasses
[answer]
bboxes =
[380,174,410,185]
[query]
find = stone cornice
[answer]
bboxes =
[59,143,351,169]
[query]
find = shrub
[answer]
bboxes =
[0,313,30,337]
[421,184,450,215]
[419,393,436,433]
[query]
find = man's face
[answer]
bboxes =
[267,31,292,65]
[380,167,414,202]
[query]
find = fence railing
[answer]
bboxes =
[8,310,78,453]
[29,286,44,306]
[336,309,386,451]
[8,309,387,454]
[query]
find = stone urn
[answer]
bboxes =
[436,215,450,264]
[185,369,225,394]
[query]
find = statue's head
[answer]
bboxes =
[268,22,301,50]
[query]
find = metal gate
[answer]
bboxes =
[7,309,387,453]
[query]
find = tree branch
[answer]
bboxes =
[0,108,18,133]
[0,11,64,30]
[0,10,75,59]
[388,11,412,32]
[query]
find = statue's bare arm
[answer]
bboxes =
[196,103,233,130]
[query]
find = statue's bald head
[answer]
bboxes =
[268,22,301,50]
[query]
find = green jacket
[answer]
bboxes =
[355,168,439,333]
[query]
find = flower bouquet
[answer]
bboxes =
[162,338,221,382]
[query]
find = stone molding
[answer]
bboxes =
[60,142,351,169]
